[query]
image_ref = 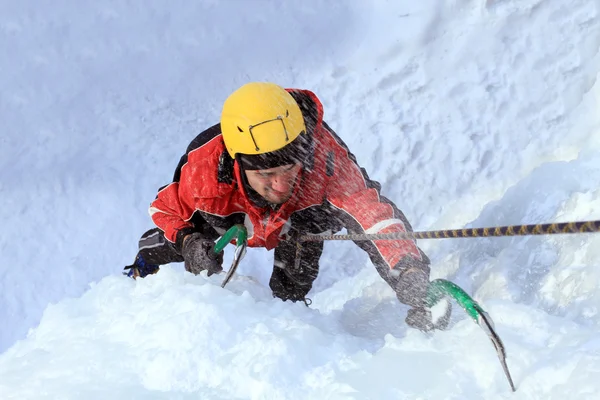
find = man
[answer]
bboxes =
[125,82,449,331]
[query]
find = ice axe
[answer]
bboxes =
[213,224,248,288]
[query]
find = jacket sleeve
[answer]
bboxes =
[148,125,225,250]
[323,124,431,303]
[148,155,197,249]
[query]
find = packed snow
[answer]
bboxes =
[1,0,600,399]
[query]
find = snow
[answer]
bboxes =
[1,0,600,398]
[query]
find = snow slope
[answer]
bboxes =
[1,0,600,398]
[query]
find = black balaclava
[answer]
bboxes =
[236,133,311,209]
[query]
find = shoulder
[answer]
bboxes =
[174,123,228,181]
[186,123,224,155]
[314,121,352,159]
[180,125,236,197]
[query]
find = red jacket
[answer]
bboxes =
[149,89,425,273]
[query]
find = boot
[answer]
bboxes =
[123,253,160,279]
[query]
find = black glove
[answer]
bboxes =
[396,268,430,309]
[181,233,224,276]
[406,302,452,332]
[406,307,435,332]
[396,267,451,332]
[269,265,312,303]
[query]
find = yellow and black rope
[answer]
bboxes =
[300,220,600,242]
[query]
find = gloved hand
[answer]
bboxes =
[395,267,451,332]
[406,302,452,332]
[181,233,224,276]
[396,267,430,309]
[406,307,436,331]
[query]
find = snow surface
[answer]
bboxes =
[1,0,600,398]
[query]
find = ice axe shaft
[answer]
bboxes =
[213,224,248,288]
[427,279,516,392]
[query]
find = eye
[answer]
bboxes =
[237,126,244,132]
[285,110,289,117]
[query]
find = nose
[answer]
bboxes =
[270,175,290,193]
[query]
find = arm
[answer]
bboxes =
[148,124,224,251]
[149,160,198,250]
[323,124,431,308]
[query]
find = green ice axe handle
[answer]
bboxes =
[214,224,248,254]
[213,225,248,288]
[426,279,480,321]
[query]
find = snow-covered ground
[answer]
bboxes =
[1,0,600,398]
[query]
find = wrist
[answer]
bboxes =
[175,227,197,252]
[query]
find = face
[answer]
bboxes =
[244,163,302,204]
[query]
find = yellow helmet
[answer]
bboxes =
[221,82,306,159]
